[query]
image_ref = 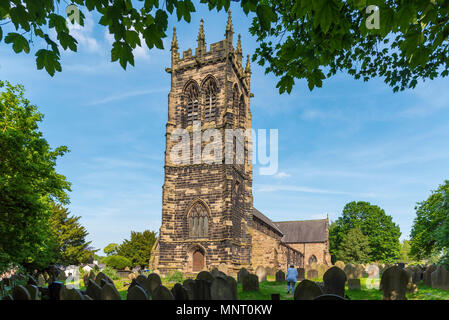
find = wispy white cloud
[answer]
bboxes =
[274,171,291,178]
[83,87,168,106]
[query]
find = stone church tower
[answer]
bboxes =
[152,12,254,275]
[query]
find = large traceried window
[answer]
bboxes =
[203,77,218,122]
[188,201,209,238]
[184,81,199,125]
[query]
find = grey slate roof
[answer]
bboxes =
[252,208,284,235]
[274,219,328,243]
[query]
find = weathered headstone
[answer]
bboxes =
[146,273,162,296]
[101,282,121,300]
[152,284,175,300]
[347,279,361,290]
[225,275,238,300]
[335,261,345,270]
[380,266,408,300]
[127,285,149,300]
[184,279,211,300]
[255,266,267,282]
[297,268,305,281]
[404,268,418,293]
[323,266,347,297]
[182,279,196,300]
[237,268,249,283]
[317,264,329,279]
[307,269,318,279]
[211,267,227,279]
[211,277,235,300]
[365,264,380,278]
[196,270,214,282]
[242,274,259,292]
[86,279,102,300]
[48,281,64,300]
[60,286,85,300]
[356,264,366,278]
[275,270,285,282]
[423,265,437,286]
[431,264,449,290]
[12,285,31,300]
[344,264,357,279]
[135,274,147,287]
[293,280,323,300]
[171,283,189,300]
[95,272,112,287]
[25,284,40,300]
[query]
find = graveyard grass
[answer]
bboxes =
[77,275,449,300]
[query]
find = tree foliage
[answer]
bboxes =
[410,180,449,265]
[103,254,132,270]
[399,239,412,263]
[104,243,119,256]
[0,80,70,272]
[2,1,448,93]
[49,203,94,265]
[336,226,371,264]
[117,230,157,268]
[329,201,401,262]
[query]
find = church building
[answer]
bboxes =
[150,12,330,276]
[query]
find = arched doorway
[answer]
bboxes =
[192,249,205,272]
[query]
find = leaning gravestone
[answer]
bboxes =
[423,265,437,286]
[152,284,175,300]
[86,279,102,300]
[25,284,40,300]
[197,271,214,282]
[347,279,361,290]
[60,286,85,300]
[344,264,357,280]
[101,283,121,300]
[255,266,267,282]
[242,274,259,292]
[297,268,305,281]
[275,270,285,282]
[211,277,235,300]
[237,268,249,283]
[12,285,31,300]
[380,266,408,300]
[127,285,149,300]
[171,283,189,300]
[95,272,112,287]
[307,269,318,279]
[431,264,449,290]
[225,276,238,300]
[146,273,162,296]
[293,280,323,300]
[323,266,347,297]
[135,274,147,287]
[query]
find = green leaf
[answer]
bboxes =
[5,33,30,54]
[35,49,61,76]
[256,4,277,31]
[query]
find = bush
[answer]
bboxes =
[103,255,132,270]
[101,266,119,280]
[165,270,184,283]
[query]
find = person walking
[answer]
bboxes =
[286,264,298,294]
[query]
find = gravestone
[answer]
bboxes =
[431,264,449,290]
[255,266,267,282]
[225,276,238,300]
[404,268,418,293]
[211,277,235,300]
[347,279,361,290]
[171,283,189,300]
[423,265,437,286]
[135,274,147,287]
[25,284,40,300]
[242,274,259,292]
[343,264,357,279]
[356,264,366,278]
[380,266,408,300]
[152,284,175,300]
[335,261,345,270]
[293,280,323,300]
[127,285,149,300]
[182,279,196,300]
[146,273,162,295]
[297,268,305,281]
[184,279,211,300]
[365,264,380,279]
[86,279,102,300]
[317,264,329,279]
[101,282,121,300]
[12,285,31,300]
[275,270,285,282]
[237,268,249,283]
[266,267,276,277]
[197,270,214,282]
[211,267,227,279]
[307,269,318,279]
[95,272,112,287]
[48,281,64,300]
[60,286,85,300]
[323,266,347,297]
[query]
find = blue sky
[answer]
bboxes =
[1,4,449,254]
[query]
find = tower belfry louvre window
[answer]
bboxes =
[239,95,245,126]
[203,77,218,122]
[184,82,199,125]
[188,202,209,238]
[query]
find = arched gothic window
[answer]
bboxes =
[184,82,199,125]
[239,95,245,126]
[203,77,218,122]
[308,255,317,265]
[188,202,209,238]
